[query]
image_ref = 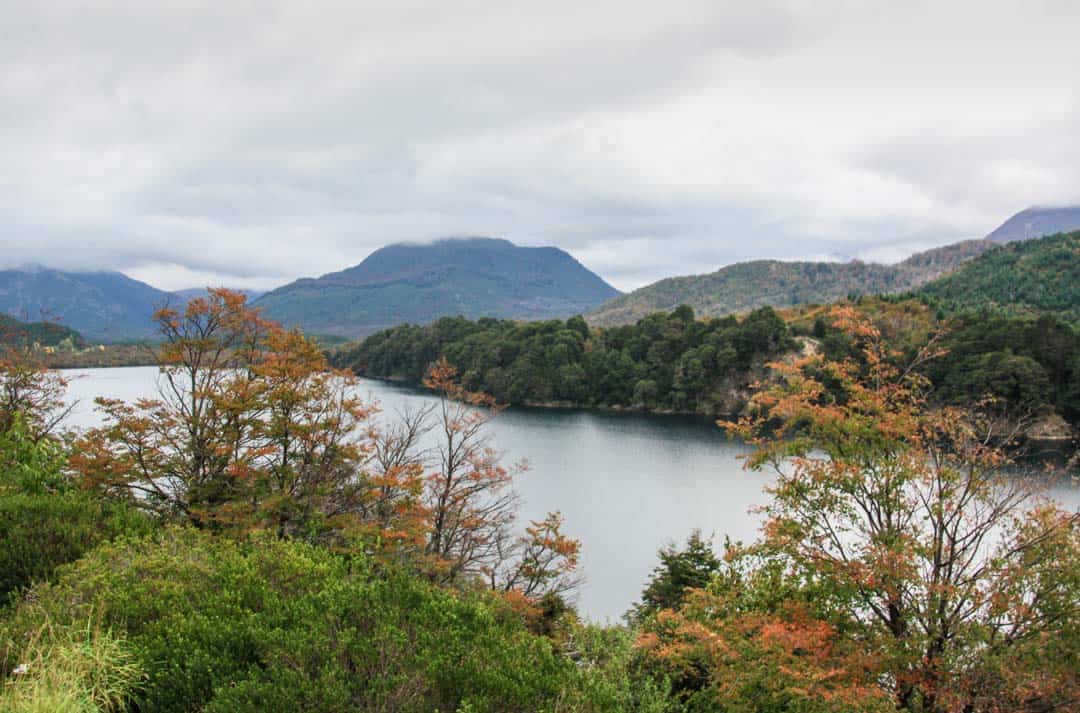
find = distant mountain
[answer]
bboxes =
[0,267,174,342]
[173,287,265,303]
[587,239,991,326]
[0,313,85,349]
[985,205,1080,243]
[918,231,1080,323]
[255,237,622,337]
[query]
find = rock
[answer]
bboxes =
[1026,413,1074,442]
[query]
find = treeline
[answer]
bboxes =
[333,305,797,414]
[803,298,1080,427]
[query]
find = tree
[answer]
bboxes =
[0,339,71,444]
[421,358,581,601]
[632,530,721,621]
[715,306,1080,712]
[72,290,376,543]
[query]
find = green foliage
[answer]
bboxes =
[0,415,68,496]
[632,531,722,622]
[0,411,155,605]
[917,231,1080,324]
[559,625,679,712]
[813,304,1080,425]
[335,306,797,415]
[0,492,153,605]
[0,528,616,712]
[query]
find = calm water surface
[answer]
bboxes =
[63,367,1079,621]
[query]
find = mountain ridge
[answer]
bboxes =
[585,239,992,327]
[0,267,173,342]
[985,205,1080,243]
[254,237,622,337]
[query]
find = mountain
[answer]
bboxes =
[0,267,174,342]
[985,205,1080,243]
[0,313,85,349]
[917,231,1080,323]
[173,287,265,303]
[587,239,991,326]
[254,237,622,337]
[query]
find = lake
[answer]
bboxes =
[62,366,1079,621]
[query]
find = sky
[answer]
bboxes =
[3,0,1079,292]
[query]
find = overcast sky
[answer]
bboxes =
[3,1,1079,291]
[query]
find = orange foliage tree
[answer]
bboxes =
[71,296,579,606]
[71,290,380,543]
[421,357,581,600]
[696,306,1080,713]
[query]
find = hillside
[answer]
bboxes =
[587,239,990,327]
[917,231,1080,323]
[255,237,621,337]
[0,314,85,349]
[985,205,1080,243]
[0,268,174,342]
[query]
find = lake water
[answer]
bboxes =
[62,367,1079,621]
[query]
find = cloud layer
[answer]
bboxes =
[3,0,1079,290]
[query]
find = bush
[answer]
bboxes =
[1,528,599,712]
[0,493,153,605]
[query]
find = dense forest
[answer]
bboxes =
[916,231,1080,324]
[799,299,1080,427]
[335,297,1080,435]
[3,291,1077,712]
[333,306,797,414]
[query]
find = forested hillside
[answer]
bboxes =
[916,231,1080,324]
[586,239,989,326]
[0,315,85,349]
[333,306,797,414]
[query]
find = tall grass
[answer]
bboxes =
[1,618,142,713]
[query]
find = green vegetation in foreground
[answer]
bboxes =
[333,305,797,414]
[915,231,1080,324]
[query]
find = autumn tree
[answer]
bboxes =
[0,335,71,444]
[357,405,434,556]
[72,290,377,543]
[707,306,1080,712]
[421,358,581,601]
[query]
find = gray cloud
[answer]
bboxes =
[2,0,1078,291]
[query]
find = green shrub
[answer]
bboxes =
[1,528,599,712]
[0,493,153,604]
